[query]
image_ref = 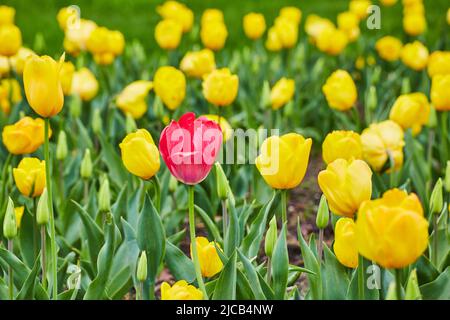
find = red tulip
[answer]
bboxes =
[159,112,223,185]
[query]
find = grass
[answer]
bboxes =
[3,0,449,55]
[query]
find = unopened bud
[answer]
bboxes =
[367,86,377,111]
[3,197,17,239]
[429,178,443,215]
[405,269,421,300]
[401,77,411,94]
[137,251,148,282]
[80,149,92,179]
[260,80,271,109]
[168,175,178,193]
[36,188,49,225]
[70,94,82,118]
[98,177,111,213]
[125,113,137,133]
[92,108,103,135]
[153,96,164,119]
[264,216,277,259]
[428,107,437,129]
[316,195,329,229]
[215,162,229,200]
[56,130,68,160]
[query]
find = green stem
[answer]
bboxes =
[395,269,402,300]
[433,212,439,266]
[358,255,364,300]
[44,118,58,300]
[8,239,13,300]
[281,190,287,225]
[222,199,228,237]
[0,153,12,211]
[317,229,324,262]
[188,185,208,299]
[152,176,161,212]
[41,225,47,290]
[441,112,449,169]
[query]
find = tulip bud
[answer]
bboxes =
[215,162,229,200]
[92,108,103,135]
[283,100,294,116]
[311,57,325,79]
[168,175,178,193]
[3,197,17,239]
[316,195,329,229]
[137,251,148,282]
[428,106,437,129]
[153,96,164,119]
[80,149,92,179]
[33,32,45,54]
[36,188,49,225]
[367,86,377,111]
[125,113,137,134]
[429,178,443,215]
[98,177,111,213]
[260,80,270,109]
[444,161,450,192]
[70,94,82,118]
[264,216,277,259]
[56,130,68,160]
[371,66,382,84]
[401,77,411,94]
[405,269,421,300]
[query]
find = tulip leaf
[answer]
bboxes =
[224,199,240,256]
[98,133,128,187]
[0,278,9,300]
[236,269,255,300]
[16,254,41,300]
[271,224,289,300]
[346,259,380,300]
[212,250,237,300]
[137,194,166,299]
[18,207,37,268]
[321,244,350,299]
[414,255,440,285]
[111,184,128,222]
[76,118,94,151]
[107,266,133,300]
[419,267,450,300]
[237,249,266,300]
[165,240,196,283]
[195,204,222,243]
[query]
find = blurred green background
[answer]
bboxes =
[3,0,449,55]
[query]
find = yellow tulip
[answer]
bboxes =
[180,49,216,78]
[270,78,295,110]
[318,158,372,218]
[60,61,75,96]
[403,13,426,36]
[119,129,160,180]
[0,5,15,26]
[255,133,312,189]
[389,93,430,135]
[337,11,360,42]
[403,0,425,15]
[64,19,97,56]
[2,117,50,155]
[380,0,397,6]
[401,41,429,71]
[57,6,78,30]
[243,13,266,40]
[71,67,99,101]
[201,21,228,51]
[161,280,203,300]
[305,15,335,43]
[0,24,22,56]
[349,0,372,20]
[356,188,428,269]
[109,30,125,56]
[0,78,22,114]
[23,54,64,118]
[427,51,450,77]
[156,1,194,33]
[0,56,9,77]
[9,47,36,75]
[190,237,223,278]
[202,68,239,107]
[154,66,186,110]
[316,26,348,55]
[322,130,363,165]
[201,8,224,26]
[322,70,357,111]
[334,218,358,268]
[265,27,282,52]
[279,6,302,25]
[14,206,25,229]
[155,19,183,50]
[86,27,123,65]
[375,36,403,62]
[360,120,405,172]
[447,8,450,25]
[274,16,298,49]
[116,80,153,119]
[201,114,232,141]
[13,157,46,197]
[431,74,450,111]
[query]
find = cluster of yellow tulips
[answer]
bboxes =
[0,0,448,302]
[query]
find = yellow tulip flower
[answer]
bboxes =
[243,13,266,40]
[322,130,363,165]
[316,26,349,55]
[427,51,450,78]
[119,129,160,180]
[318,158,372,218]
[0,24,22,56]
[57,6,78,30]
[60,61,75,96]
[14,206,25,229]
[2,117,51,155]
[334,218,358,268]
[279,6,302,25]
[161,280,203,300]
[403,13,426,36]
[401,41,429,71]
[116,80,153,119]
[431,74,450,111]
[305,15,335,43]
[154,66,186,110]
[380,0,397,6]
[256,133,312,190]
[13,157,46,197]
[270,77,295,110]
[356,189,428,269]
[201,21,228,51]
[201,8,224,26]
[447,8,450,25]
[64,19,97,56]
[23,54,64,118]
[190,237,223,278]
[349,0,372,20]
[156,1,194,33]
[337,11,360,42]
[322,70,357,111]
[202,68,239,107]
[9,47,36,75]
[0,5,15,26]
[389,93,430,135]
[201,114,232,141]
[86,27,124,65]
[274,16,298,49]
[71,67,99,101]
[0,78,22,114]
[375,36,403,62]
[180,49,216,78]
[360,120,405,172]
[265,26,282,52]
[155,19,183,50]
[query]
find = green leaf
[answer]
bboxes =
[271,224,289,300]
[16,254,41,300]
[224,199,240,256]
[18,207,36,268]
[165,240,195,283]
[405,269,422,300]
[98,133,128,187]
[322,245,350,299]
[237,249,266,300]
[420,267,450,300]
[212,251,237,300]
[195,205,222,243]
[107,266,133,300]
